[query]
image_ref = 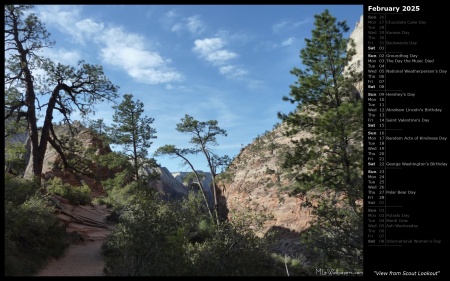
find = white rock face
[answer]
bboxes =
[143,166,189,200]
[5,132,31,176]
[348,15,363,74]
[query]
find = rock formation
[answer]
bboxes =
[217,125,312,256]
[145,166,189,201]
[23,122,113,197]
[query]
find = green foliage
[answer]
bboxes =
[278,9,363,271]
[98,150,158,209]
[101,191,286,276]
[5,175,68,276]
[4,173,38,205]
[4,126,28,177]
[84,118,109,138]
[299,199,363,273]
[100,172,152,209]
[45,177,91,205]
[101,192,192,276]
[4,87,28,138]
[176,114,227,146]
[98,150,133,172]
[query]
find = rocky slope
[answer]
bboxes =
[217,124,311,256]
[216,16,364,258]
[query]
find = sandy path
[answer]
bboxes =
[35,197,115,276]
[36,240,106,276]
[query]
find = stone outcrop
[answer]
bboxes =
[4,131,31,177]
[51,195,114,241]
[24,123,113,198]
[348,15,363,74]
[346,15,364,97]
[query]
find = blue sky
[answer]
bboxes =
[28,4,363,173]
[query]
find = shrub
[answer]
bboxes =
[45,177,91,205]
[101,192,185,276]
[101,191,286,276]
[5,176,68,276]
[4,173,37,205]
[4,142,28,176]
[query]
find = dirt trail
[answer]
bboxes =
[35,196,115,276]
[35,240,106,276]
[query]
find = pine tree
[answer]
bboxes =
[278,9,363,271]
[109,94,157,182]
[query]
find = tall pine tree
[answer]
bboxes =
[109,94,157,182]
[278,10,363,271]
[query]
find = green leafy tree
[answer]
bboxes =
[4,5,119,186]
[278,9,363,271]
[108,94,157,182]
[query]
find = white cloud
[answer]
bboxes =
[193,38,237,65]
[206,50,237,64]
[165,10,177,18]
[75,18,104,36]
[193,38,249,79]
[186,15,206,35]
[219,65,247,78]
[215,29,255,46]
[159,9,178,29]
[37,6,86,44]
[164,84,187,91]
[98,27,182,84]
[272,18,309,33]
[169,14,206,35]
[37,6,183,85]
[171,23,183,32]
[193,38,224,55]
[39,48,82,66]
[281,37,295,46]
